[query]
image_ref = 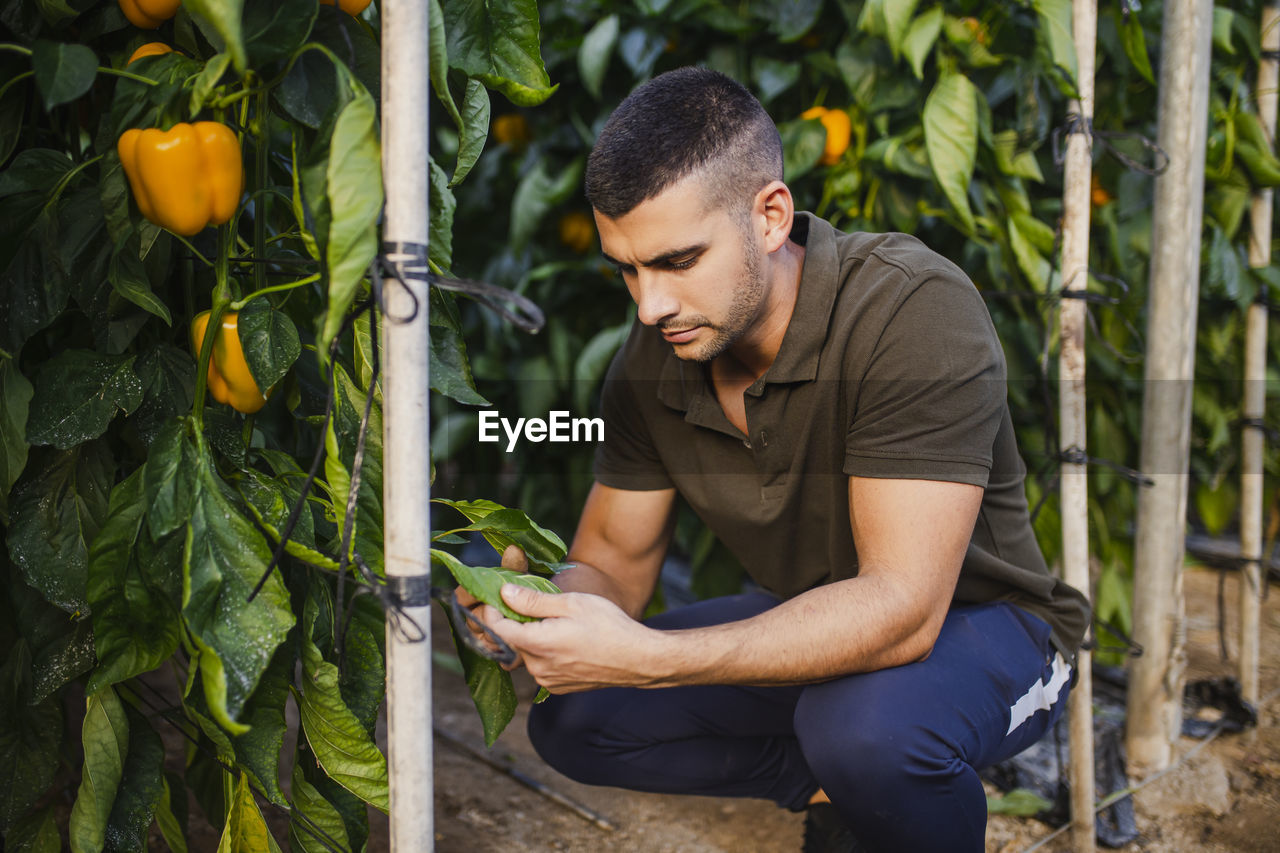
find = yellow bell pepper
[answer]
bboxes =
[191,311,269,414]
[320,0,373,15]
[126,42,174,65]
[801,106,852,167]
[117,122,243,236]
[118,0,181,29]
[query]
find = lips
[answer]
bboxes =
[661,326,699,344]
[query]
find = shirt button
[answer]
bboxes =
[743,439,752,450]
[759,430,769,447]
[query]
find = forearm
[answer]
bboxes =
[552,559,654,619]
[642,573,945,687]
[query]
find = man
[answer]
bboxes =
[459,67,1090,852]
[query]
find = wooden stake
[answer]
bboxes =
[1126,0,1216,774]
[1240,3,1279,709]
[1058,0,1098,848]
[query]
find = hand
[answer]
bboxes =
[483,583,669,694]
[452,544,529,670]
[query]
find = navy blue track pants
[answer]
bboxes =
[527,593,1073,852]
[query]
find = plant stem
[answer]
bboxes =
[0,71,33,102]
[192,227,233,427]
[0,43,32,56]
[254,90,269,296]
[98,67,160,86]
[171,233,214,268]
[230,273,321,310]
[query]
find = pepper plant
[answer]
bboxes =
[0,0,562,848]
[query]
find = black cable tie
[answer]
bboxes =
[1058,289,1121,305]
[387,575,433,607]
[1235,417,1280,442]
[1082,617,1145,657]
[1262,49,1280,62]
[1052,115,1170,176]
[432,587,519,666]
[1057,445,1155,487]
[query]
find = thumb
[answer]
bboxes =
[500,543,529,572]
[500,583,568,618]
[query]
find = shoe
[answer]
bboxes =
[801,802,862,853]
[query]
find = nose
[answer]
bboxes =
[631,271,679,327]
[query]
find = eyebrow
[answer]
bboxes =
[600,243,707,269]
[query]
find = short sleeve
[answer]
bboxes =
[593,342,675,491]
[843,271,1006,487]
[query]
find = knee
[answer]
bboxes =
[526,692,617,785]
[793,685,954,793]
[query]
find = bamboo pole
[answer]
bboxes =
[1240,2,1279,711]
[1058,0,1098,846]
[1126,0,1216,774]
[382,0,434,848]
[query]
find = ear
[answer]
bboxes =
[755,180,795,254]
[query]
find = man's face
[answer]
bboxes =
[594,176,768,363]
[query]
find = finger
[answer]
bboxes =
[500,583,572,619]
[500,544,528,573]
[453,587,480,609]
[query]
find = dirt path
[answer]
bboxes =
[422,566,1280,853]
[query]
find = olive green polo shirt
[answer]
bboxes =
[594,212,1090,658]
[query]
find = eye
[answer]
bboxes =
[667,256,697,271]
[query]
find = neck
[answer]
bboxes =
[718,238,806,380]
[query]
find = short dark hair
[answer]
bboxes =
[585,67,783,219]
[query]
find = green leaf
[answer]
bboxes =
[1195,478,1238,538]
[109,234,172,325]
[433,498,569,571]
[228,644,293,806]
[216,774,283,853]
[320,83,382,358]
[881,0,920,57]
[86,468,182,693]
[0,648,63,834]
[24,350,144,449]
[923,72,978,233]
[1032,0,1079,97]
[903,6,943,80]
[154,776,188,853]
[297,606,388,812]
[339,600,384,737]
[183,461,295,735]
[144,417,203,539]
[780,117,827,181]
[986,787,1053,816]
[764,0,823,42]
[188,53,232,116]
[130,345,196,448]
[104,705,167,853]
[443,0,557,106]
[429,157,457,269]
[574,319,631,414]
[751,57,801,105]
[510,157,585,250]
[1212,7,1237,55]
[68,687,129,853]
[431,549,561,623]
[7,442,113,614]
[237,297,300,392]
[184,0,247,74]
[430,322,489,406]
[1119,8,1155,85]
[34,0,79,27]
[451,76,491,188]
[578,14,619,100]
[243,0,317,69]
[429,0,461,126]
[5,805,61,853]
[288,760,351,853]
[1009,213,1052,290]
[31,41,97,111]
[0,355,33,511]
[444,601,517,746]
[992,129,1045,182]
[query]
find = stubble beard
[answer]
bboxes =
[671,232,767,364]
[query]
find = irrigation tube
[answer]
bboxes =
[381,0,434,848]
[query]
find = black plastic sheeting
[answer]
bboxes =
[982,666,1258,848]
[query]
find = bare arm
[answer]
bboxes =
[490,475,981,691]
[555,482,678,618]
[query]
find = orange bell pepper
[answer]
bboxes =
[117,122,243,236]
